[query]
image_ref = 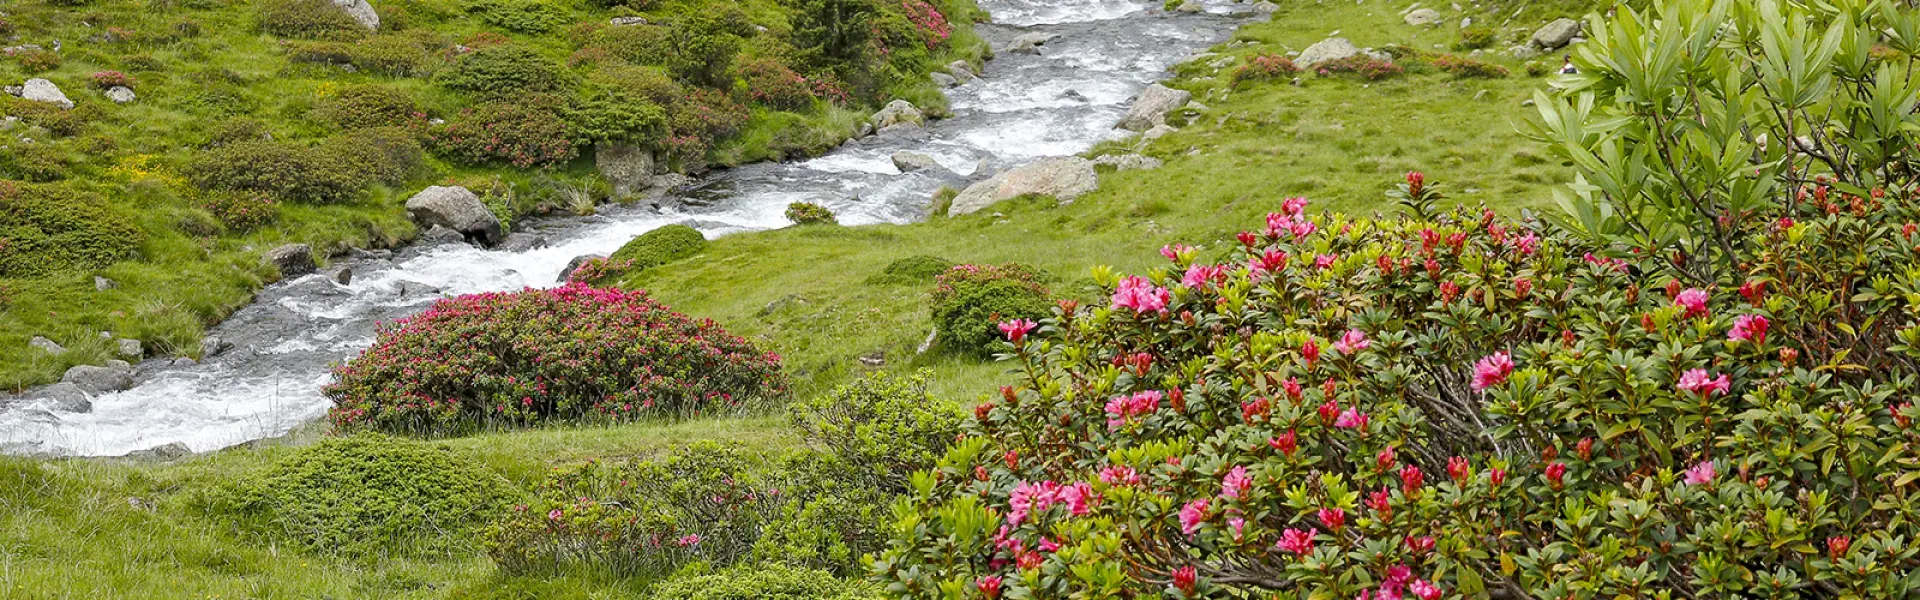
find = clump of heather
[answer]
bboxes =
[929,263,1051,356]
[325,283,786,435]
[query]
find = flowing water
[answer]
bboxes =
[0,0,1242,456]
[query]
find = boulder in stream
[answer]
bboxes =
[27,383,92,413]
[1116,84,1192,132]
[948,157,1099,216]
[263,244,316,277]
[892,152,941,173]
[871,99,924,129]
[406,186,504,246]
[558,254,608,283]
[63,364,134,395]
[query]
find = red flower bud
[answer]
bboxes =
[1545,462,1567,489]
[1447,456,1470,483]
[1172,566,1198,594]
[1270,429,1298,456]
[1827,535,1851,560]
[1489,467,1507,486]
[1400,465,1424,494]
[975,402,994,421]
[1576,438,1594,461]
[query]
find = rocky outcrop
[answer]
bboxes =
[63,364,134,395]
[596,143,656,198]
[892,152,941,173]
[116,339,143,360]
[29,336,64,354]
[948,60,981,83]
[263,244,316,277]
[1532,18,1581,49]
[871,100,925,129]
[332,0,380,31]
[405,186,504,246]
[948,157,1099,216]
[1296,37,1363,69]
[94,276,116,291]
[21,78,73,109]
[1116,84,1191,132]
[1094,154,1164,171]
[1006,32,1059,55]
[931,72,958,87]
[201,336,231,358]
[609,16,649,26]
[500,232,550,252]
[26,383,92,413]
[1404,8,1441,26]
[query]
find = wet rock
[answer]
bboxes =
[1175,0,1203,12]
[123,442,193,460]
[871,99,924,129]
[1296,37,1363,69]
[332,268,353,286]
[1143,124,1176,140]
[30,336,65,354]
[63,364,134,395]
[28,383,92,413]
[949,157,1099,216]
[609,16,649,25]
[105,86,136,104]
[1094,154,1164,171]
[596,143,657,198]
[421,225,468,246]
[1059,89,1089,102]
[891,152,941,173]
[1532,18,1581,49]
[395,281,443,297]
[263,244,316,277]
[116,339,143,360]
[558,254,607,283]
[1117,84,1192,132]
[201,336,231,357]
[500,232,550,252]
[1404,8,1441,26]
[94,276,116,291]
[173,358,197,367]
[931,72,958,87]
[21,78,74,109]
[875,121,930,141]
[406,186,504,246]
[948,60,979,77]
[1005,32,1058,55]
[332,0,380,30]
[350,247,393,260]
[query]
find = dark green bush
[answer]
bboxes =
[865,254,952,285]
[14,49,61,73]
[1431,53,1510,78]
[427,99,577,168]
[257,0,368,40]
[784,201,837,225]
[288,34,434,76]
[185,140,361,204]
[565,75,667,146]
[207,434,513,557]
[0,182,143,279]
[575,22,674,66]
[0,97,94,137]
[789,370,959,493]
[196,190,279,232]
[202,117,269,147]
[609,224,708,271]
[322,127,426,187]
[312,85,423,129]
[438,45,566,96]
[463,0,568,34]
[646,564,882,600]
[1456,25,1496,50]
[0,144,73,182]
[929,263,1052,355]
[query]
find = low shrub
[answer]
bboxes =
[736,55,817,109]
[1456,25,1496,50]
[784,201,837,225]
[13,49,61,73]
[288,34,434,76]
[562,256,634,284]
[662,88,750,166]
[0,98,94,137]
[647,564,882,600]
[929,263,1052,356]
[1313,54,1403,80]
[1431,53,1509,78]
[88,71,135,89]
[789,370,961,493]
[608,224,708,271]
[865,254,952,284]
[1230,52,1300,87]
[202,117,268,147]
[197,190,279,232]
[311,84,423,130]
[0,143,72,182]
[322,127,426,186]
[1523,59,1550,77]
[206,434,513,557]
[438,45,566,96]
[0,182,143,278]
[427,100,576,168]
[257,0,367,40]
[324,284,786,434]
[184,140,361,204]
[463,0,568,34]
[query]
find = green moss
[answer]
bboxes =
[609,223,709,271]
[865,255,952,285]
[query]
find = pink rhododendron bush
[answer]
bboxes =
[325,283,786,434]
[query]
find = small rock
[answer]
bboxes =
[1509,45,1540,60]
[931,72,958,87]
[1093,154,1164,171]
[262,244,315,277]
[858,351,886,367]
[201,336,231,357]
[104,86,135,104]
[20,78,74,110]
[123,442,193,460]
[1143,124,1176,140]
[29,336,65,354]
[1532,18,1582,50]
[62,364,134,395]
[116,339,143,360]
[28,383,92,413]
[173,357,197,367]
[609,16,649,25]
[499,232,550,252]
[333,268,353,286]
[331,0,380,30]
[759,294,806,317]
[870,99,925,129]
[891,152,941,173]
[596,143,657,198]
[1185,100,1209,111]
[1005,32,1058,55]
[1116,84,1192,132]
[405,186,504,246]
[94,276,116,291]
[1175,0,1203,12]
[1296,37,1364,69]
[1252,0,1279,13]
[1521,99,1536,106]
[948,60,980,79]
[1404,8,1441,26]
[421,225,470,246]
[351,248,394,260]
[558,254,608,283]
[875,121,929,140]
[916,328,938,355]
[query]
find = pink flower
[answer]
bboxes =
[1729,314,1769,345]
[1282,196,1310,216]
[1409,579,1443,600]
[1100,465,1141,486]
[1276,527,1317,555]
[1385,564,1413,586]
[1160,244,1195,263]
[1447,456,1470,482]
[1400,465,1424,493]
[1314,253,1338,269]
[1172,565,1198,594]
[1221,466,1253,499]
[1112,275,1171,314]
[1251,249,1290,274]
[1104,390,1161,430]
[1182,264,1225,289]
[1471,351,1514,391]
[1544,462,1567,488]
[1334,407,1370,429]
[1515,232,1538,255]
[1404,535,1435,554]
[1317,507,1347,531]
[677,533,702,547]
[1675,288,1711,318]
[998,319,1037,344]
[1333,329,1371,354]
[1302,338,1321,365]
[548,508,564,521]
[1179,499,1210,535]
[1227,517,1247,542]
[1269,430,1298,456]
[976,575,1003,598]
[1684,460,1716,486]
[1677,369,1731,397]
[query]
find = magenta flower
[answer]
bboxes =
[1302,338,1321,364]
[976,575,1003,598]
[1684,460,1716,486]
[1334,407,1370,429]
[1220,465,1253,499]
[1317,507,1346,531]
[1729,314,1769,345]
[1409,579,1443,600]
[1160,244,1195,263]
[1182,263,1225,289]
[1172,565,1198,594]
[1227,517,1247,542]
[1471,351,1515,391]
[1676,369,1731,397]
[1282,196,1310,216]
[1112,275,1171,314]
[676,533,702,547]
[1515,232,1538,255]
[998,319,1037,344]
[1333,329,1371,354]
[1314,253,1337,269]
[1675,288,1711,318]
[1276,527,1317,555]
[1178,499,1210,535]
[1099,465,1141,486]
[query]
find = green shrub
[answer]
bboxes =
[14,49,61,73]
[565,75,667,146]
[1430,53,1509,78]
[257,0,368,40]
[1524,59,1550,77]
[207,434,513,557]
[463,0,568,34]
[196,190,279,232]
[1456,25,1496,50]
[789,371,960,493]
[929,263,1051,356]
[202,117,268,147]
[438,45,566,96]
[662,88,750,166]
[185,140,361,204]
[1230,52,1300,88]
[0,98,94,137]
[609,224,708,271]
[865,254,952,285]
[736,55,817,109]
[322,127,426,186]
[1311,54,1403,80]
[0,143,73,182]
[288,34,434,76]
[312,84,423,129]
[427,99,576,168]
[784,201,837,225]
[576,22,674,66]
[0,182,143,278]
[647,564,882,600]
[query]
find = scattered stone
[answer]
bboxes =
[28,383,92,413]
[1116,84,1192,132]
[62,364,134,395]
[123,442,193,460]
[201,336,231,357]
[99,331,113,340]
[854,122,875,138]
[1185,100,1209,112]
[263,244,316,277]
[1143,124,1176,140]
[1094,154,1164,171]
[116,339,143,360]
[405,186,504,245]
[499,232,550,252]
[1252,0,1279,12]
[1521,98,1535,107]
[395,281,443,298]
[104,86,135,104]
[759,294,806,317]
[931,72,958,87]
[1059,89,1089,102]
[948,157,1099,216]
[351,248,393,260]
[173,358,197,367]
[875,121,929,140]
[916,328,938,355]
[558,254,608,283]
[609,16,649,25]
[332,0,380,31]
[870,99,925,129]
[1295,37,1364,69]
[1005,32,1058,55]
[1,85,21,98]
[94,276,116,291]
[421,225,468,245]
[595,143,656,198]
[891,152,941,173]
[1461,17,1472,28]
[20,78,74,109]
[332,268,353,286]
[948,60,980,80]
[858,351,886,367]
[1532,18,1581,50]
[1509,45,1540,59]
[1404,8,1441,26]
[1175,0,1203,12]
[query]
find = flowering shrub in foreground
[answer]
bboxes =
[325,283,786,434]
[871,177,1920,597]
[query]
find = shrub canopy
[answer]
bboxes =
[0,182,142,278]
[929,263,1052,356]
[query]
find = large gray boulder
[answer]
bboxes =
[1404,8,1441,26]
[21,78,73,109]
[892,152,942,173]
[332,0,380,31]
[263,244,316,277]
[63,365,134,395]
[1295,37,1363,69]
[596,143,657,198]
[405,186,503,246]
[1532,18,1581,49]
[948,157,1099,216]
[948,60,981,83]
[500,232,550,252]
[931,72,958,87]
[1116,84,1192,132]
[871,100,925,129]
[27,383,92,413]
[1005,32,1058,55]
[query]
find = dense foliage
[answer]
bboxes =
[0,182,143,278]
[930,263,1053,355]
[786,201,839,225]
[867,254,954,284]
[648,564,884,600]
[324,284,787,434]
[610,224,710,271]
